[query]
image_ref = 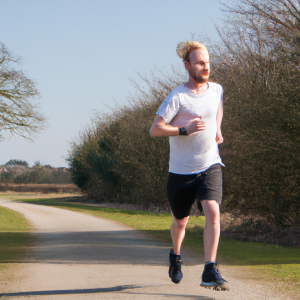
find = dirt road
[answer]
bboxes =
[0,200,292,300]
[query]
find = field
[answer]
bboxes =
[0,183,80,193]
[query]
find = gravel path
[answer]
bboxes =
[0,200,293,300]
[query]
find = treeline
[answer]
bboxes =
[0,159,72,184]
[67,71,181,208]
[68,0,300,227]
[208,0,300,227]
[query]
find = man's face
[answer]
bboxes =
[185,49,210,84]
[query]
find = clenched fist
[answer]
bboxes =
[216,132,223,144]
[186,117,206,135]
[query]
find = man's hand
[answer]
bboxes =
[216,132,224,144]
[186,117,206,135]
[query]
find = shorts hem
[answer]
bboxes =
[197,198,222,204]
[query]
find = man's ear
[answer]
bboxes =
[184,61,190,71]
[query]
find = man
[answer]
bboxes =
[149,41,228,291]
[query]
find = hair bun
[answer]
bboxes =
[176,41,191,59]
[176,41,207,61]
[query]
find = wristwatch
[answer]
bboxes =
[178,126,188,135]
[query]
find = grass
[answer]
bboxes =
[0,205,30,232]
[0,205,31,269]
[2,194,300,296]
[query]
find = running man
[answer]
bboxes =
[150,41,228,291]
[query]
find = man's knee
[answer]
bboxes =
[172,215,189,229]
[202,200,220,223]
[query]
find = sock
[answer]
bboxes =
[170,250,181,258]
[205,261,216,265]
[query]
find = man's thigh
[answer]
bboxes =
[196,164,223,205]
[167,172,199,219]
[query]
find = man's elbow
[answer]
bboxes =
[149,126,157,137]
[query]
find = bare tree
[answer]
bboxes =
[0,43,47,141]
[221,0,300,31]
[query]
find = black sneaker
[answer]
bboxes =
[200,263,229,291]
[169,249,183,284]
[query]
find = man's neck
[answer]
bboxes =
[185,79,208,96]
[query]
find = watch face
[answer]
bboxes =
[179,127,187,135]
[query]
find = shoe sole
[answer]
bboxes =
[200,282,229,291]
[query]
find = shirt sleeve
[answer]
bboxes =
[156,93,180,124]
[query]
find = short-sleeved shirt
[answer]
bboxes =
[156,82,224,174]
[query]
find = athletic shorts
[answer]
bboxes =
[166,164,223,219]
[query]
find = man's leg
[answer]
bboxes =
[168,212,189,284]
[200,199,228,290]
[166,172,197,284]
[201,200,220,262]
[170,212,189,255]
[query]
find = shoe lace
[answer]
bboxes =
[213,264,224,280]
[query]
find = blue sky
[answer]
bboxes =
[0,0,224,167]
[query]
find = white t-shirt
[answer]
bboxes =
[156,82,224,174]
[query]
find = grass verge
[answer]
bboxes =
[9,196,300,295]
[0,205,31,270]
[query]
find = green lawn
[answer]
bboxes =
[0,205,31,269]
[2,195,299,295]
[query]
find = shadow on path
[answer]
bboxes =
[0,231,200,266]
[0,285,215,299]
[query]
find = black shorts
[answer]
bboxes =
[166,164,223,219]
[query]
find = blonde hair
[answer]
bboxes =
[176,41,207,62]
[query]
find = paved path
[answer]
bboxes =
[0,200,292,300]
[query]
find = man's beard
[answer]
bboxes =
[189,69,209,83]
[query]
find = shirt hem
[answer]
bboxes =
[169,162,225,175]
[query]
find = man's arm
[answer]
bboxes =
[150,115,206,137]
[216,101,223,144]
[149,115,179,137]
